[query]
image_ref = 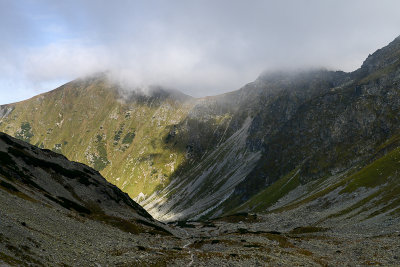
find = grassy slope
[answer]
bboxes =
[1,37,399,220]
[0,78,194,198]
[235,134,400,219]
[232,168,301,212]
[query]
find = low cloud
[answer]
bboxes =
[1,0,400,104]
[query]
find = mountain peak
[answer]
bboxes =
[358,35,400,75]
[257,68,338,82]
[116,85,193,104]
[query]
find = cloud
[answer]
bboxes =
[1,0,400,104]
[23,40,108,81]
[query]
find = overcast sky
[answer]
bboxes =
[1,0,400,104]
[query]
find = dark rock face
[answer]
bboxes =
[0,132,169,232]
[141,37,400,219]
[224,37,400,207]
[2,36,400,222]
[164,37,400,215]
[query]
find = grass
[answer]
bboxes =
[339,147,400,194]
[0,75,241,205]
[270,145,400,214]
[229,139,400,220]
[288,226,328,235]
[233,168,301,213]
[2,66,399,219]
[92,134,109,171]
[15,122,34,143]
[0,78,195,198]
[121,131,135,145]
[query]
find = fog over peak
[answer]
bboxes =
[1,0,400,104]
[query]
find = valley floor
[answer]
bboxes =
[1,185,399,267]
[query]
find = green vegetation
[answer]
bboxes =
[233,138,400,222]
[340,147,400,193]
[1,38,400,221]
[121,131,135,145]
[0,76,195,199]
[15,122,34,143]
[92,134,109,171]
[278,147,399,219]
[113,123,124,144]
[289,226,328,235]
[235,168,301,213]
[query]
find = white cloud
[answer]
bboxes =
[23,40,108,82]
[1,0,400,104]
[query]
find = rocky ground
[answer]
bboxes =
[1,193,399,267]
[1,132,400,266]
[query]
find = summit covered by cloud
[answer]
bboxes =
[1,0,400,104]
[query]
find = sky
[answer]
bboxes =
[1,0,400,104]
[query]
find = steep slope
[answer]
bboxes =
[0,132,177,265]
[234,133,400,223]
[216,36,400,216]
[142,69,350,220]
[0,75,195,200]
[143,36,400,220]
[1,36,400,222]
[4,131,399,266]
[0,131,161,222]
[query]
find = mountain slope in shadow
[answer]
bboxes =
[0,132,177,265]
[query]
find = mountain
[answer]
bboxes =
[0,132,177,265]
[1,132,399,266]
[1,36,400,223]
[231,36,400,216]
[0,75,195,205]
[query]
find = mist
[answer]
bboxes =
[1,0,400,104]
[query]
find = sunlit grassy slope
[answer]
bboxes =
[0,75,196,198]
[1,37,400,222]
[235,134,400,219]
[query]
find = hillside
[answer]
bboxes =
[1,36,400,222]
[1,132,399,266]
[0,132,177,265]
[144,36,400,220]
[0,134,400,266]
[0,75,195,202]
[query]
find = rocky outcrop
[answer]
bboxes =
[1,36,400,222]
[0,132,170,232]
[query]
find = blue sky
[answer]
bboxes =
[1,0,400,104]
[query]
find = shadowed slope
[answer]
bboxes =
[1,37,400,222]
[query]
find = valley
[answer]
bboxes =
[1,132,399,265]
[1,36,400,222]
[0,35,400,266]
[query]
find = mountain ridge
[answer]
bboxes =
[2,131,399,265]
[1,36,400,222]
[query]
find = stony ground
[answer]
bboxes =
[1,132,399,266]
[1,188,399,267]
